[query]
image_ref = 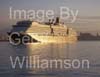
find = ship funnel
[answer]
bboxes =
[55,17,59,25]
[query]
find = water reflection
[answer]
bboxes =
[0,42,100,77]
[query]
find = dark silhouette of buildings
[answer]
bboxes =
[78,32,100,41]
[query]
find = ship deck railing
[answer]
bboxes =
[26,33,68,36]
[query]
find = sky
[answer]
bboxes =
[0,0,100,33]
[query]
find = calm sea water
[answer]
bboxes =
[0,41,100,77]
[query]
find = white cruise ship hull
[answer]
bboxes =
[27,33,77,43]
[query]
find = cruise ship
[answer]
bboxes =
[7,17,77,44]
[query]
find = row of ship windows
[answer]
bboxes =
[29,33,69,36]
